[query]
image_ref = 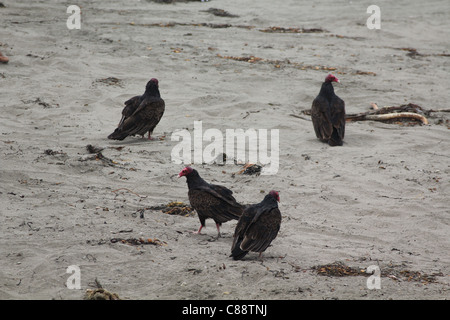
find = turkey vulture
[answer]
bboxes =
[178,166,244,238]
[230,190,281,260]
[108,78,165,141]
[311,74,345,146]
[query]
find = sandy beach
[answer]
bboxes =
[0,0,449,300]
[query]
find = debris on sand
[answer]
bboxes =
[260,26,327,33]
[216,53,348,73]
[312,262,365,277]
[381,264,444,284]
[83,144,117,166]
[147,201,195,217]
[44,149,66,156]
[243,164,262,176]
[84,278,121,300]
[312,261,444,284]
[217,54,263,63]
[396,47,450,58]
[353,70,376,76]
[235,163,262,176]
[21,97,58,108]
[112,188,147,199]
[202,8,239,18]
[42,149,68,164]
[110,237,166,246]
[94,77,123,87]
[84,288,121,300]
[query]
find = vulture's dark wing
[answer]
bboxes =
[328,95,345,146]
[108,97,165,140]
[311,95,333,142]
[188,188,243,224]
[230,205,257,260]
[231,201,281,260]
[118,95,142,127]
[132,97,165,137]
[240,207,281,253]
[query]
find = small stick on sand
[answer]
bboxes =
[289,113,311,121]
[111,188,147,198]
[429,109,450,113]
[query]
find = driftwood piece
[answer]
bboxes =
[295,103,448,125]
[365,112,429,124]
[346,103,430,125]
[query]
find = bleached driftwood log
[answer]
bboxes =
[364,112,429,124]
[346,103,429,124]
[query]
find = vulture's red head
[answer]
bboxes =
[269,190,280,202]
[325,74,339,83]
[146,78,159,90]
[178,166,194,178]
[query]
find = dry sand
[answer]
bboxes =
[0,0,449,300]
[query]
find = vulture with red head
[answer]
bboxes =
[230,190,281,260]
[178,167,244,237]
[108,78,165,141]
[311,74,345,146]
